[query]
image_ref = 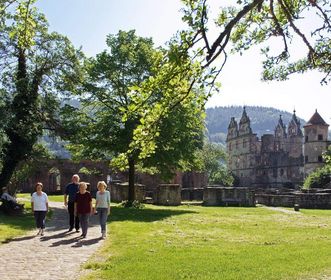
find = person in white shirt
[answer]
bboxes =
[31,182,49,236]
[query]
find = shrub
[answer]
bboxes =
[303,166,331,189]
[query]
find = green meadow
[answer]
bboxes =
[0,202,35,243]
[82,205,331,280]
[1,196,330,280]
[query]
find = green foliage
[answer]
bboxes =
[8,143,52,192]
[62,30,206,182]
[78,167,102,176]
[196,142,234,186]
[181,0,331,84]
[0,0,83,188]
[303,166,330,189]
[120,200,145,209]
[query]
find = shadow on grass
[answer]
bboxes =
[0,211,34,230]
[109,206,196,223]
[2,234,36,244]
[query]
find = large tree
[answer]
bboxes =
[61,30,206,203]
[180,0,331,84]
[0,0,83,188]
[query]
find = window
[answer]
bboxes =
[305,136,308,142]
[318,155,323,162]
[305,155,308,163]
[243,140,246,148]
[280,169,284,176]
[318,134,323,141]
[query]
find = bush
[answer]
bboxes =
[303,166,331,189]
[120,200,145,209]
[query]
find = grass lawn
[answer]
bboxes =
[17,193,64,202]
[0,197,54,243]
[82,205,331,280]
[0,201,35,243]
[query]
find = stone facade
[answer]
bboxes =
[18,159,110,194]
[226,108,330,188]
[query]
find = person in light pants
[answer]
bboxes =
[95,181,111,239]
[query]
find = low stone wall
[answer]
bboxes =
[181,188,204,201]
[296,193,331,209]
[256,192,331,209]
[255,194,295,207]
[203,187,255,207]
[154,184,181,206]
[110,183,145,203]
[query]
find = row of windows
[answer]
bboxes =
[228,140,248,151]
[305,134,324,142]
[304,155,323,163]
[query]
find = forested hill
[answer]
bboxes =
[206,106,306,144]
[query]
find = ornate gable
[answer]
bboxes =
[275,115,287,138]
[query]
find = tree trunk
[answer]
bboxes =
[0,140,26,189]
[0,48,40,190]
[128,156,135,204]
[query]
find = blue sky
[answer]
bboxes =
[36,0,331,122]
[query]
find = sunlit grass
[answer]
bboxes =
[82,205,331,280]
[0,201,35,243]
[17,193,64,202]
[0,199,53,243]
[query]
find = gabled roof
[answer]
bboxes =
[304,110,329,127]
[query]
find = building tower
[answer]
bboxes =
[274,115,287,151]
[287,110,303,158]
[227,107,257,186]
[226,117,238,172]
[303,110,329,175]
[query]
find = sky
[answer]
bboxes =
[36,0,331,123]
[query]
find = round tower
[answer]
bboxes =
[303,110,329,175]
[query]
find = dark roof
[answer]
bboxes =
[304,110,329,126]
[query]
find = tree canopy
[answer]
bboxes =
[181,0,331,84]
[61,30,206,202]
[0,0,83,188]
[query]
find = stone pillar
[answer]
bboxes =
[154,184,181,206]
[203,187,220,206]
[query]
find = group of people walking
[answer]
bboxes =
[30,174,111,239]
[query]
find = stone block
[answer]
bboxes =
[203,186,255,207]
[111,183,145,203]
[154,184,181,206]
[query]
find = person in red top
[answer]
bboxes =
[74,182,92,238]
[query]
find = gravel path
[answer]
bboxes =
[0,201,105,280]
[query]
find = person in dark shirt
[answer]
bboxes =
[74,182,92,238]
[64,174,80,232]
